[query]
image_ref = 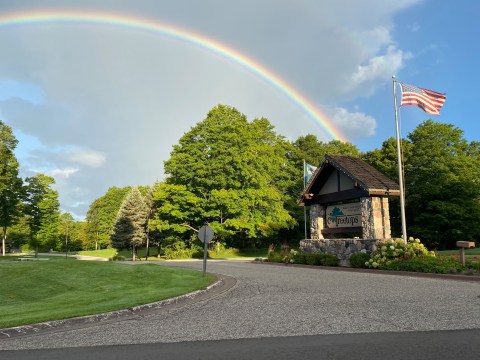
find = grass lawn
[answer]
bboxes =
[75,247,269,260]
[0,256,215,329]
[436,247,480,262]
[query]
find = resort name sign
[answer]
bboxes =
[326,203,361,228]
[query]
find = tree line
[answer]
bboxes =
[1,105,479,255]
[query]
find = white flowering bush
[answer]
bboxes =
[366,237,435,269]
[282,249,298,264]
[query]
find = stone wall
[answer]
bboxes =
[360,197,391,239]
[300,238,378,266]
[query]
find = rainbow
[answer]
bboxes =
[0,9,347,141]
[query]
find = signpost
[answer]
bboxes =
[198,224,214,276]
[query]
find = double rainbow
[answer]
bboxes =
[0,9,346,141]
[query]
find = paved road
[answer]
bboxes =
[2,329,480,360]
[1,260,479,354]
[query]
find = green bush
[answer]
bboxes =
[465,261,480,271]
[163,242,202,259]
[292,252,338,267]
[349,252,370,268]
[366,237,435,269]
[381,256,464,274]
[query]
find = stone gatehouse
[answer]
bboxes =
[298,154,400,265]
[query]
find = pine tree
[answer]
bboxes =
[111,187,148,260]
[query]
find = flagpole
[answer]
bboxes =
[392,76,408,243]
[303,159,307,239]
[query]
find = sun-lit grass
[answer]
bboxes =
[0,259,215,329]
[75,248,117,258]
[75,247,269,260]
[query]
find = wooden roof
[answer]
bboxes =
[299,154,400,206]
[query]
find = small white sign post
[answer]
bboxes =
[198,224,214,276]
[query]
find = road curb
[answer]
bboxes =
[0,273,236,339]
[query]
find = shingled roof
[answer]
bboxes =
[299,154,400,206]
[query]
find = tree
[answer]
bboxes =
[293,135,361,166]
[24,174,60,254]
[0,120,24,255]
[363,120,480,249]
[363,137,413,237]
[110,187,149,260]
[405,120,480,248]
[59,212,75,253]
[162,105,294,247]
[85,186,131,250]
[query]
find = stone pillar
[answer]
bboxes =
[361,197,391,239]
[309,204,326,239]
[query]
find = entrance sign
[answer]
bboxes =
[326,203,361,228]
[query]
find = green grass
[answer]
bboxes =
[75,248,117,258]
[76,247,269,260]
[436,247,480,262]
[0,258,215,329]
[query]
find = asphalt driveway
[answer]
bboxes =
[1,260,479,350]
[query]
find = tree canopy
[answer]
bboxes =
[110,187,149,260]
[161,105,295,247]
[0,120,23,255]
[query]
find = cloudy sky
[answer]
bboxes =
[0,0,478,219]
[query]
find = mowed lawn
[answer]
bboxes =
[0,257,215,329]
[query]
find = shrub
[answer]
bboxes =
[465,261,480,272]
[208,243,240,258]
[349,252,370,268]
[381,256,464,274]
[109,254,125,261]
[163,242,202,259]
[292,252,338,267]
[366,237,435,269]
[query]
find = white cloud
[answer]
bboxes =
[322,106,377,139]
[342,46,411,98]
[0,0,423,217]
[68,150,106,168]
[49,167,79,179]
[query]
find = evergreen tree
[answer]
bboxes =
[111,187,149,260]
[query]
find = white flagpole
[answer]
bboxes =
[392,76,408,243]
[303,159,307,239]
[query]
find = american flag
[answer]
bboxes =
[399,83,446,115]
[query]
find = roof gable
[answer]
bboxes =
[299,154,400,206]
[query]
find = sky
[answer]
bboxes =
[0,0,478,220]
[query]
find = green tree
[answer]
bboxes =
[405,120,480,248]
[110,187,149,260]
[59,212,75,252]
[363,137,413,237]
[294,134,361,166]
[85,186,131,250]
[162,105,294,247]
[0,120,24,255]
[24,174,60,254]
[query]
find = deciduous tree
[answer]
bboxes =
[0,120,24,255]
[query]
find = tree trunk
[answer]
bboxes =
[145,237,150,261]
[132,244,136,261]
[2,226,6,256]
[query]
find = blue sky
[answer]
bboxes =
[0,0,478,219]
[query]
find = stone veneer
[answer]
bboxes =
[309,196,391,240]
[300,238,378,266]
